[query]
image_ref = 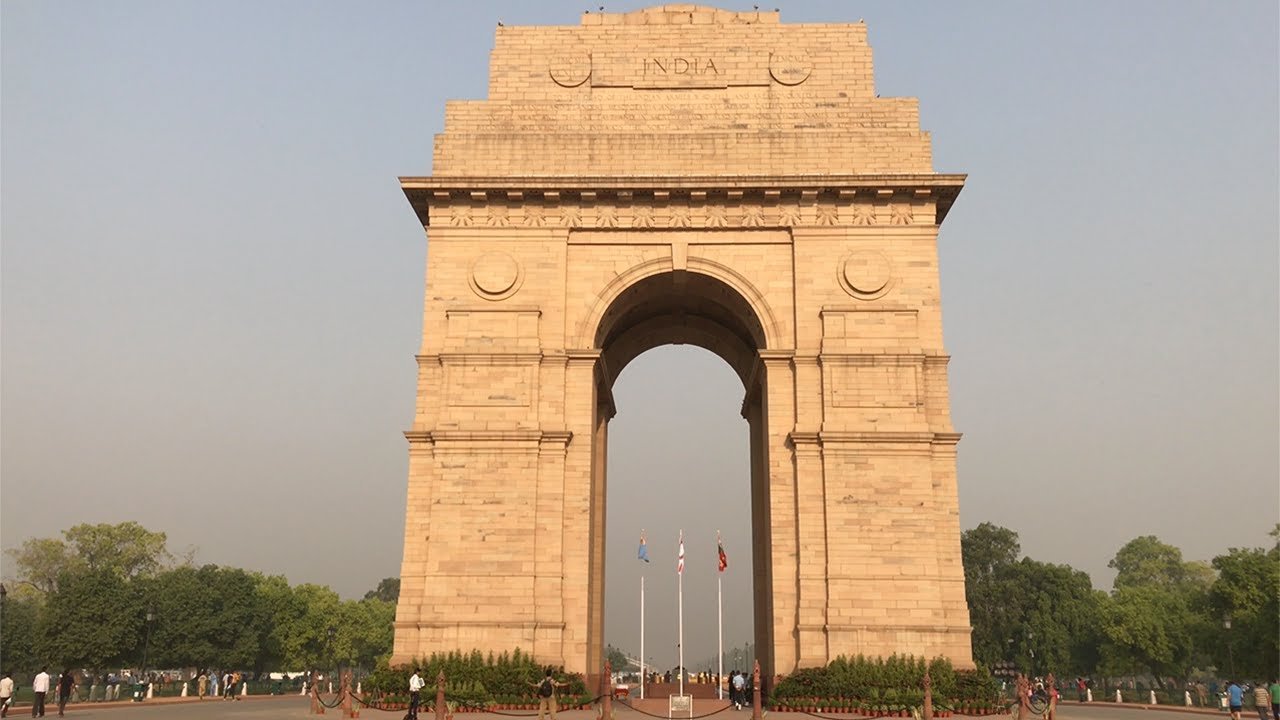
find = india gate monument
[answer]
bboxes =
[392,5,974,678]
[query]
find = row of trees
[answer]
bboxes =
[1,522,396,676]
[963,523,1279,682]
[4,521,1276,684]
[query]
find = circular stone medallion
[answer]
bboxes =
[549,53,592,88]
[840,251,893,299]
[469,252,523,300]
[769,51,813,85]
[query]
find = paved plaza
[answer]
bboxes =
[33,697,1237,720]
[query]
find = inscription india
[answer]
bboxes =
[642,57,720,75]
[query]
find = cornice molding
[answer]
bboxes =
[402,174,965,229]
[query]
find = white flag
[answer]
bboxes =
[677,531,685,575]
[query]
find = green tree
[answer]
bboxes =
[1109,535,1207,594]
[363,577,401,603]
[251,573,298,672]
[270,583,342,670]
[962,523,1021,583]
[605,644,635,670]
[1097,585,1196,678]
[333,598,396,670]
[5,537,79,593]
[0,587,42,673]
[961,524,1103,676]
[36,568,143,671]
[1007,559,1104,676]
[146,565,262,670]
[63,521,172,579]
[961,524,1023,669]
[6,522,172,595]
[1208,542,1280,679]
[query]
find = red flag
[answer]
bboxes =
[717,532,728,573]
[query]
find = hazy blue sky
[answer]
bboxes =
[3,2,1276,670]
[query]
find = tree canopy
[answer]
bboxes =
[2,522,400,675]
[963,524,1278,681]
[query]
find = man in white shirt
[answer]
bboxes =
[1,670,15,718]
[31,667,51,718]
[408,668,425,719]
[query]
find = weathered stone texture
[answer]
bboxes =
[393,4,974,678]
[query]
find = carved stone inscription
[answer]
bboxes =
[593,51,757,88]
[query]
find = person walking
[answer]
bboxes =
[55,670,74,718]
[31,667,50,718]
[408,668,425,720]
[732,671,746,710]
[1269,679,1280,720]
[530,669,567,720]
[1227,680,1244,720]
[1252,683,1271,720]
[197,671,207,700]
[1,671,15,718]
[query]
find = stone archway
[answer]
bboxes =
[391,5,975,679]
[586,267,774,678]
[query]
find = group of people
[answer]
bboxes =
[1224,679,1280,720]
[0,668,76,718]
[194,670,243,700]
[0,667,257,715]
[726,669,752,709]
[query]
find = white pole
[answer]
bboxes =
[640,574,646,700]
[717,573,723,700]
[678,530,684,699]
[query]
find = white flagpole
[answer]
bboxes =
[717,573,723,700]
[640,574,646,700]
[678,530,684,699]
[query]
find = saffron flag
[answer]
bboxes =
[717,532,728,573]
[638,530,650,563]
[677,531,685,575]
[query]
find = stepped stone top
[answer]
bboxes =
[422,7,937,179]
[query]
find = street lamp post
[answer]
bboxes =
[142,606,155,680]
[1027,631,1035,676]
[1222,615,1235,678]
[327,626,338,685]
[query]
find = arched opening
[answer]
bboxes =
[586,270,774,688]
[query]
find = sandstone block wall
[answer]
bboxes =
[393,4,974,678]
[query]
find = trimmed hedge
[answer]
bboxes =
[770,655,1003,714]
[364,648,588,708]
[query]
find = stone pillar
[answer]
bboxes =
[923,671,933,720]
[792,429,828,668]
[435,671,447,720]
[743,373,774,683]
[601,660,613,720]
[341,671,352,716]
[759,351,798,675]
[311,671,323,715]
[586,376,614,685]
[563,350,600,673]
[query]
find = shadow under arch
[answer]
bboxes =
[581,267,777,686]
[578,257,783,356]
